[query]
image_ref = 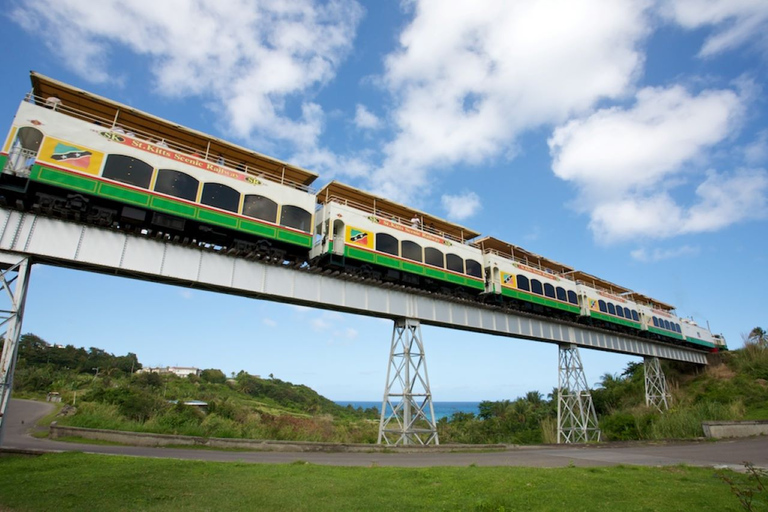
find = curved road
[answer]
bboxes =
[4,399,767,469]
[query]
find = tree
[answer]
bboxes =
[200,368,227,384]
[746,327,767,348]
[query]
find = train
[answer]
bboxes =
[0,72,727,352]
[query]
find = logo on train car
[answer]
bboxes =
[39,137,104,175]
[501,272,515,287]
[346,226,374,249]
[589,299,598,310]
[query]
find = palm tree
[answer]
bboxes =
[747,327,767,347]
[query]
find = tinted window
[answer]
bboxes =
[567,290,578,304]
[517,275,530,291]
[243,195,277,223]
[376,233,398,256]
[616,306,625,318]
[675,323,682,333]
[531,279,543,295]
[598,300,607,312]
[155,169,199,201]
[280,205,311,232]
[446,254,464,273]
[664,320,671,331]
[631,310,639,322]
[16,126,43,151]
[402,241,422,262]
[623,307,631,319]
[103,155,153,189]
[653,316,659,327]
[544,283,555,298]
[425,247,444,268]
[201,183,239,213]
[556,287,566,302]
[465,259,482,278]
[607,303,616,315]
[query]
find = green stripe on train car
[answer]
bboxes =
[198,208,238,229]
[345,246,483,290]
[239,218,277,238]
[685,336,715,348]
[590,311,642,329]
[98,183,150,207]
[647,326,684,340]
[34,166,98,193]
[501,287,581,314]
[277,229,312,247]
[150,196,197,218]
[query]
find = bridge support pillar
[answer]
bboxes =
[0,257,32,446]
[557,344,601,443]
[378,318,438,445]
[644,357,671,411]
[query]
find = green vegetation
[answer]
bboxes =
[0,452,743,511]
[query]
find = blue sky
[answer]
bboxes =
[1,1,766,401]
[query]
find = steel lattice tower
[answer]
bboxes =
[644,356,671,412]
[557,344,601,443]
[378,318,438,445]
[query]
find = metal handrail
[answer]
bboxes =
[25,94,315,193]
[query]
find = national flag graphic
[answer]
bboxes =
[51,143,92,168]
[503,273,514,284]
[349,229,369,245]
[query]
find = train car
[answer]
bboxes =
[311,181,486,293]
[476,236,581,317]
[0,72,318,260]
[573,272,644,333]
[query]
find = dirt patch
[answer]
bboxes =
[707,364,736,380]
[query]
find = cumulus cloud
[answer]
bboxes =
[630,245,699,262]
[661,0,768,57]
[369,0,651,203]
[354,104,382,130]
[441,191,481,221]
[10,0,363,148]
[548,84,766,242]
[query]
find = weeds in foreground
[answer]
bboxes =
[717,462,767,511]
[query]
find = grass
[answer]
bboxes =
[0,452,743,511]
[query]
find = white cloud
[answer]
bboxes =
[369,0,651,203]
[262,318,277,327]
[745,130,768,165]
[440,191,481,221]
[10,0,363,148]
[548,84,761,242]
[354,104,382,130]
[662,0,768,57]
[630,245,699,262]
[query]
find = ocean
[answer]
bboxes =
[336,400,480,420]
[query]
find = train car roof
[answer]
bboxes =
[622,292,676,312]
[316,180,481,242]
[472,236,575,274]
[29,71,318,187]
[567,270,634,296]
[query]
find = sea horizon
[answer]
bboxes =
[336,400,480,420]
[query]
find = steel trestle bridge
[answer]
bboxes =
[0,208,699,445]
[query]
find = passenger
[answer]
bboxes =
[217,154,225,165]
[112,126,126,134]
[45,96,61,110]
[411,215,420,229]
[156,139,168,148]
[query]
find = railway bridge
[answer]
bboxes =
[0,207,708,446]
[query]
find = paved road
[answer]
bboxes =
[3,399,767,469]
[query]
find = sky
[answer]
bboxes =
[0,0,766,401]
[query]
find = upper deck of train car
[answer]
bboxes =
[472,236,575,278]
[622,291,676,313]
[26,72,318,192]
[316,180,481,244]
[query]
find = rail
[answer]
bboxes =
[24,93,315,193]
[323,195,470,244]
[1,147,37,176]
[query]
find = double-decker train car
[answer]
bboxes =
[0,72,727,352]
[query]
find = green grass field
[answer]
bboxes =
[0,452,745,511]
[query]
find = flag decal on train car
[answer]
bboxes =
[50,143,92,168]
[349,229,369,245]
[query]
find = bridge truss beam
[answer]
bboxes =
[557,344,601,444]
[378,319,438,445]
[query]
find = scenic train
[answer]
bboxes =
[0,73,727,352]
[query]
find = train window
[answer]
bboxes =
[675,323,682,333]
[280,205,311,232]
[531,279,543,295]
[631,310,639,322]
[242,195,278,223]
[201,183,239,213]
[446,254,464,273]
[376,233,398,256]
[517,275,530,291]
[544,283,555,298]
[15,126,43,151]
[556,287,566,302]
[103,155,153,189]
[607,303,616,315]
[155,169,199,201]
[402,241,423,262]
[652,316,659,327]
[465,259,482,278]
[567,290,578,304]
[664,320,671,331]
[623,307,631,319]
[616,307,625,318]
[598,300,607,312]
[425,247,444,268]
